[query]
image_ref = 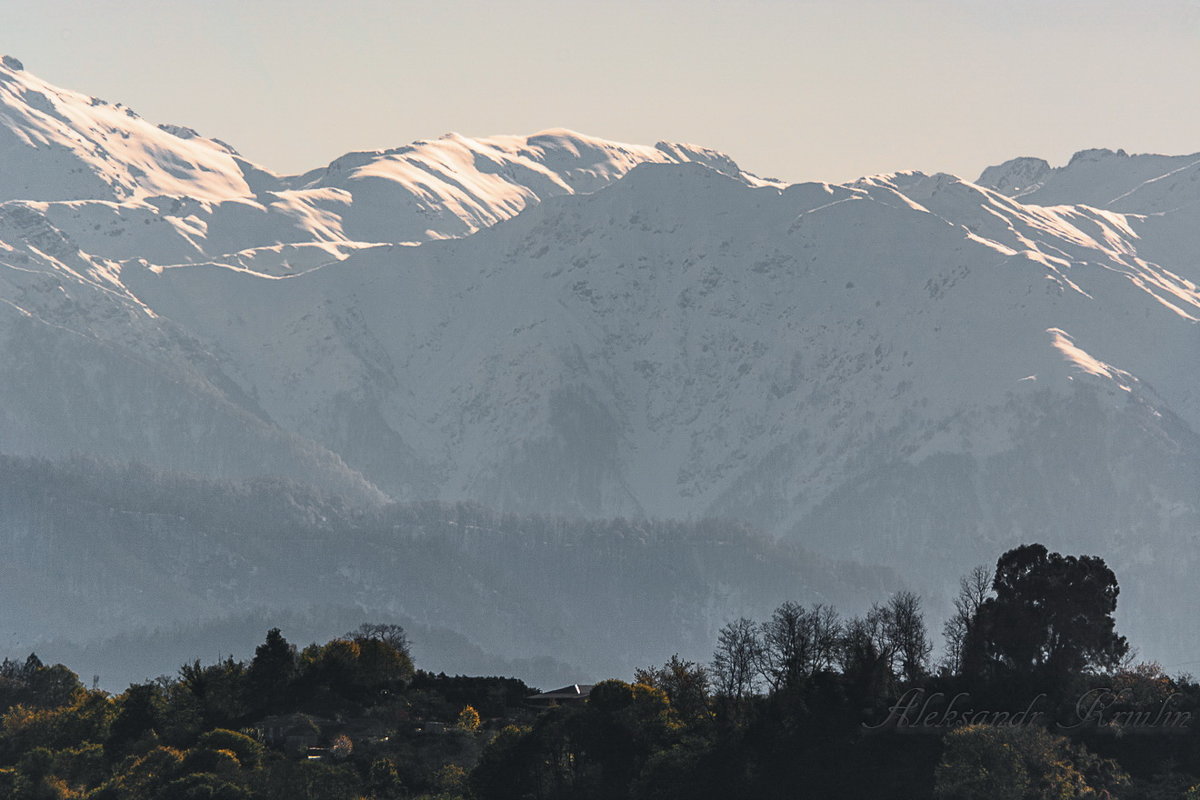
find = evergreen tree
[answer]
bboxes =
[246,628,297,714]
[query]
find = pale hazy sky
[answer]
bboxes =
[4,0,1199,183]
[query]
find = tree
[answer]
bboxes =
[469,725,537,800]
[105,682,165,759]
[297,634,413,710]
[885,591,932,685]
[755,602,844,693]
[0,655,83,712]
[246,628,296,715]
[808,603,843,675]
[633,655,710,725]
[942,565,991,675]
[160,772,251,800]
[435,764,467,795]
[711,618,760,702]
[575,680,677,798]
[966,544,1129,686]
[353,636,414,693]
[456,704,482,733]
[0,691,115,759]
[329,733,353,761]
[757,601,808,692]
[343,624,411,662]
[177,658,248,729]
[840,593,931,690]
[195,728,265,771]
[839,613,889,697]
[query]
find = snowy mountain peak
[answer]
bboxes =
[0,59,263,203]
[280,127,777,243]
[976,156,1052,197]
[0,61,784,257]
[977,147,1200,212]
[1067,147,1129,165]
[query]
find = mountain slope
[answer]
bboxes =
[0,454,897,688]
[124,165,1200,517]
[0,196,386,503]
[118,162,1200,665]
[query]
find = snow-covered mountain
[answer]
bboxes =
[280,128,780,244]
[3,57,1200,668]
[0,55,777,272]
[978,147,1200,213]
[122,166,1200,592]
[0,55,254,203]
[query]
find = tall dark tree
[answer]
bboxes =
[757,601,810,692]
[756,602,844,692]
[106,682,165,759]
[841,593,931,692]
[966,544,1129,687]
[942,565,991,676]
[711,618,760,702]
[178,657,249,728]
[838,614,887,697]
[885,591,932,685]
[247,628,297,714]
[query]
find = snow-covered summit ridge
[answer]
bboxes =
[280,127,780,242]
[0,58,778,263]
[978,147,1200,212]
[291,127,776,193]
[976,157,1053,197]
[0,55,257,203]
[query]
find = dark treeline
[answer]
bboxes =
[39,606,581,697]
[473,543,1200,800]
[4,544,1200,799]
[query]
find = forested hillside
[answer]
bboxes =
[0,454,898,689]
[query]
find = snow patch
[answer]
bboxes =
[1047,328,1136,391]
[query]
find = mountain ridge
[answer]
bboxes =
[977,146,1200,213]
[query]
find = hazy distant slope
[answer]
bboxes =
[0,455,897,688]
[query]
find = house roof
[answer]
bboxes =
[529,684,594,702]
